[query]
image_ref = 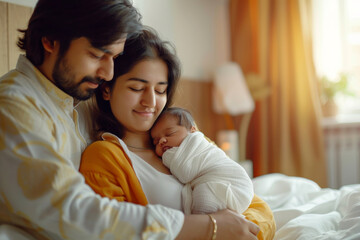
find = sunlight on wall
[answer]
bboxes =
[0,0,36,7]
[133,0,231,80]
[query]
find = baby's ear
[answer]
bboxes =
[190,126,197,133]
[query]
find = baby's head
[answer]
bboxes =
[151,107,196,157]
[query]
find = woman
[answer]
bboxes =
[80,26,275,240]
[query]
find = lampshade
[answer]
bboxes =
[212,62,254,115]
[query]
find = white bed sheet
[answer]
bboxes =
[253,173,360,240]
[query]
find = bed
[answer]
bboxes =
[252,173,360,240]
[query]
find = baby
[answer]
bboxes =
[151,107,254,214]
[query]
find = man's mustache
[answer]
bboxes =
[81,76,104,86]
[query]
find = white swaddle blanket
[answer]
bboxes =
[162,132,254,215]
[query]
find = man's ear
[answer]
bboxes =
[41,37,57,53]
[102,85,111,100]
[190,126,197,133]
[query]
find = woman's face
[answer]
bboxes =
[103,59,168,134]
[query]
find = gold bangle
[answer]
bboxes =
[208,214,217,240]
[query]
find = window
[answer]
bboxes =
[313,0,360,114]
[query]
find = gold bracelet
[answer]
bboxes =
[208,214,217,240]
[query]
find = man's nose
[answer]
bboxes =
[97,58,114,81]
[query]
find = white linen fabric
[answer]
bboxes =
[0,55,184,240]
[162,131,254,214]
[253,173,360,240]
[0,225,37,240]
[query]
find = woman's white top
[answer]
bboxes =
[128,151,183,211]
[102,132,183,211]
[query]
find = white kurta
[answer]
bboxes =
[162,132,254,215]
[0,55,184,240]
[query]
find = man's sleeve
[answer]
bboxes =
[0,94,184,240]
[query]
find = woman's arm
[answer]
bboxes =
[243,194,276,240]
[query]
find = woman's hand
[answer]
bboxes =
[176,209,260,240]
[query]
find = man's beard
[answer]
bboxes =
[52,55,104,101]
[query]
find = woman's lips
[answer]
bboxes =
[133,110,155,118]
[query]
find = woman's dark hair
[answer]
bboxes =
[159,107,195,131]
[17,0,142,66]
[93,26,181,140]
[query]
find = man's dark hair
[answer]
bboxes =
[17,0,142,66]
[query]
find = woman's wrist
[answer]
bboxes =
[208,214,217,240]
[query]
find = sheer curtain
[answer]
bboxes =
[230,0,327,187]
[313,0,360,113]
[312,0,344,79]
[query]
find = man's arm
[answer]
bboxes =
[177,209,260,240]
[0,95,183,239]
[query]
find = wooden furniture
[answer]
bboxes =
[0,2,33,76]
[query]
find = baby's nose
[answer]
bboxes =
[159,137,167,144]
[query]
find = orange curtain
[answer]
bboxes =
[230,0,327,187]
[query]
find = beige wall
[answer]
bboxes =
[173,79,229,140]
[0,2,32,76]
[0,0,36,8]
[134,0,231,80]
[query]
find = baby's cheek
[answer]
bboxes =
[156,145,163,157]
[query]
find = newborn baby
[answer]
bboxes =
[151,107,254,215]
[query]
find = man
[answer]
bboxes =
[0,0,161,239]
[0,0,267,239]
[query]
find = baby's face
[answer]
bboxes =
[151,114,190,157]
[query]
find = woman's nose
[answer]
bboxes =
[141,89,156,107]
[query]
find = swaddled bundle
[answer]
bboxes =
[162,131,254,214]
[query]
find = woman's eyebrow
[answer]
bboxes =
[128,77,147,83]
[128,77,168,85]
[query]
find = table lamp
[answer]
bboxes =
[212,62,255,163]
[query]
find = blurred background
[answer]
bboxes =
[1,0,360,189]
